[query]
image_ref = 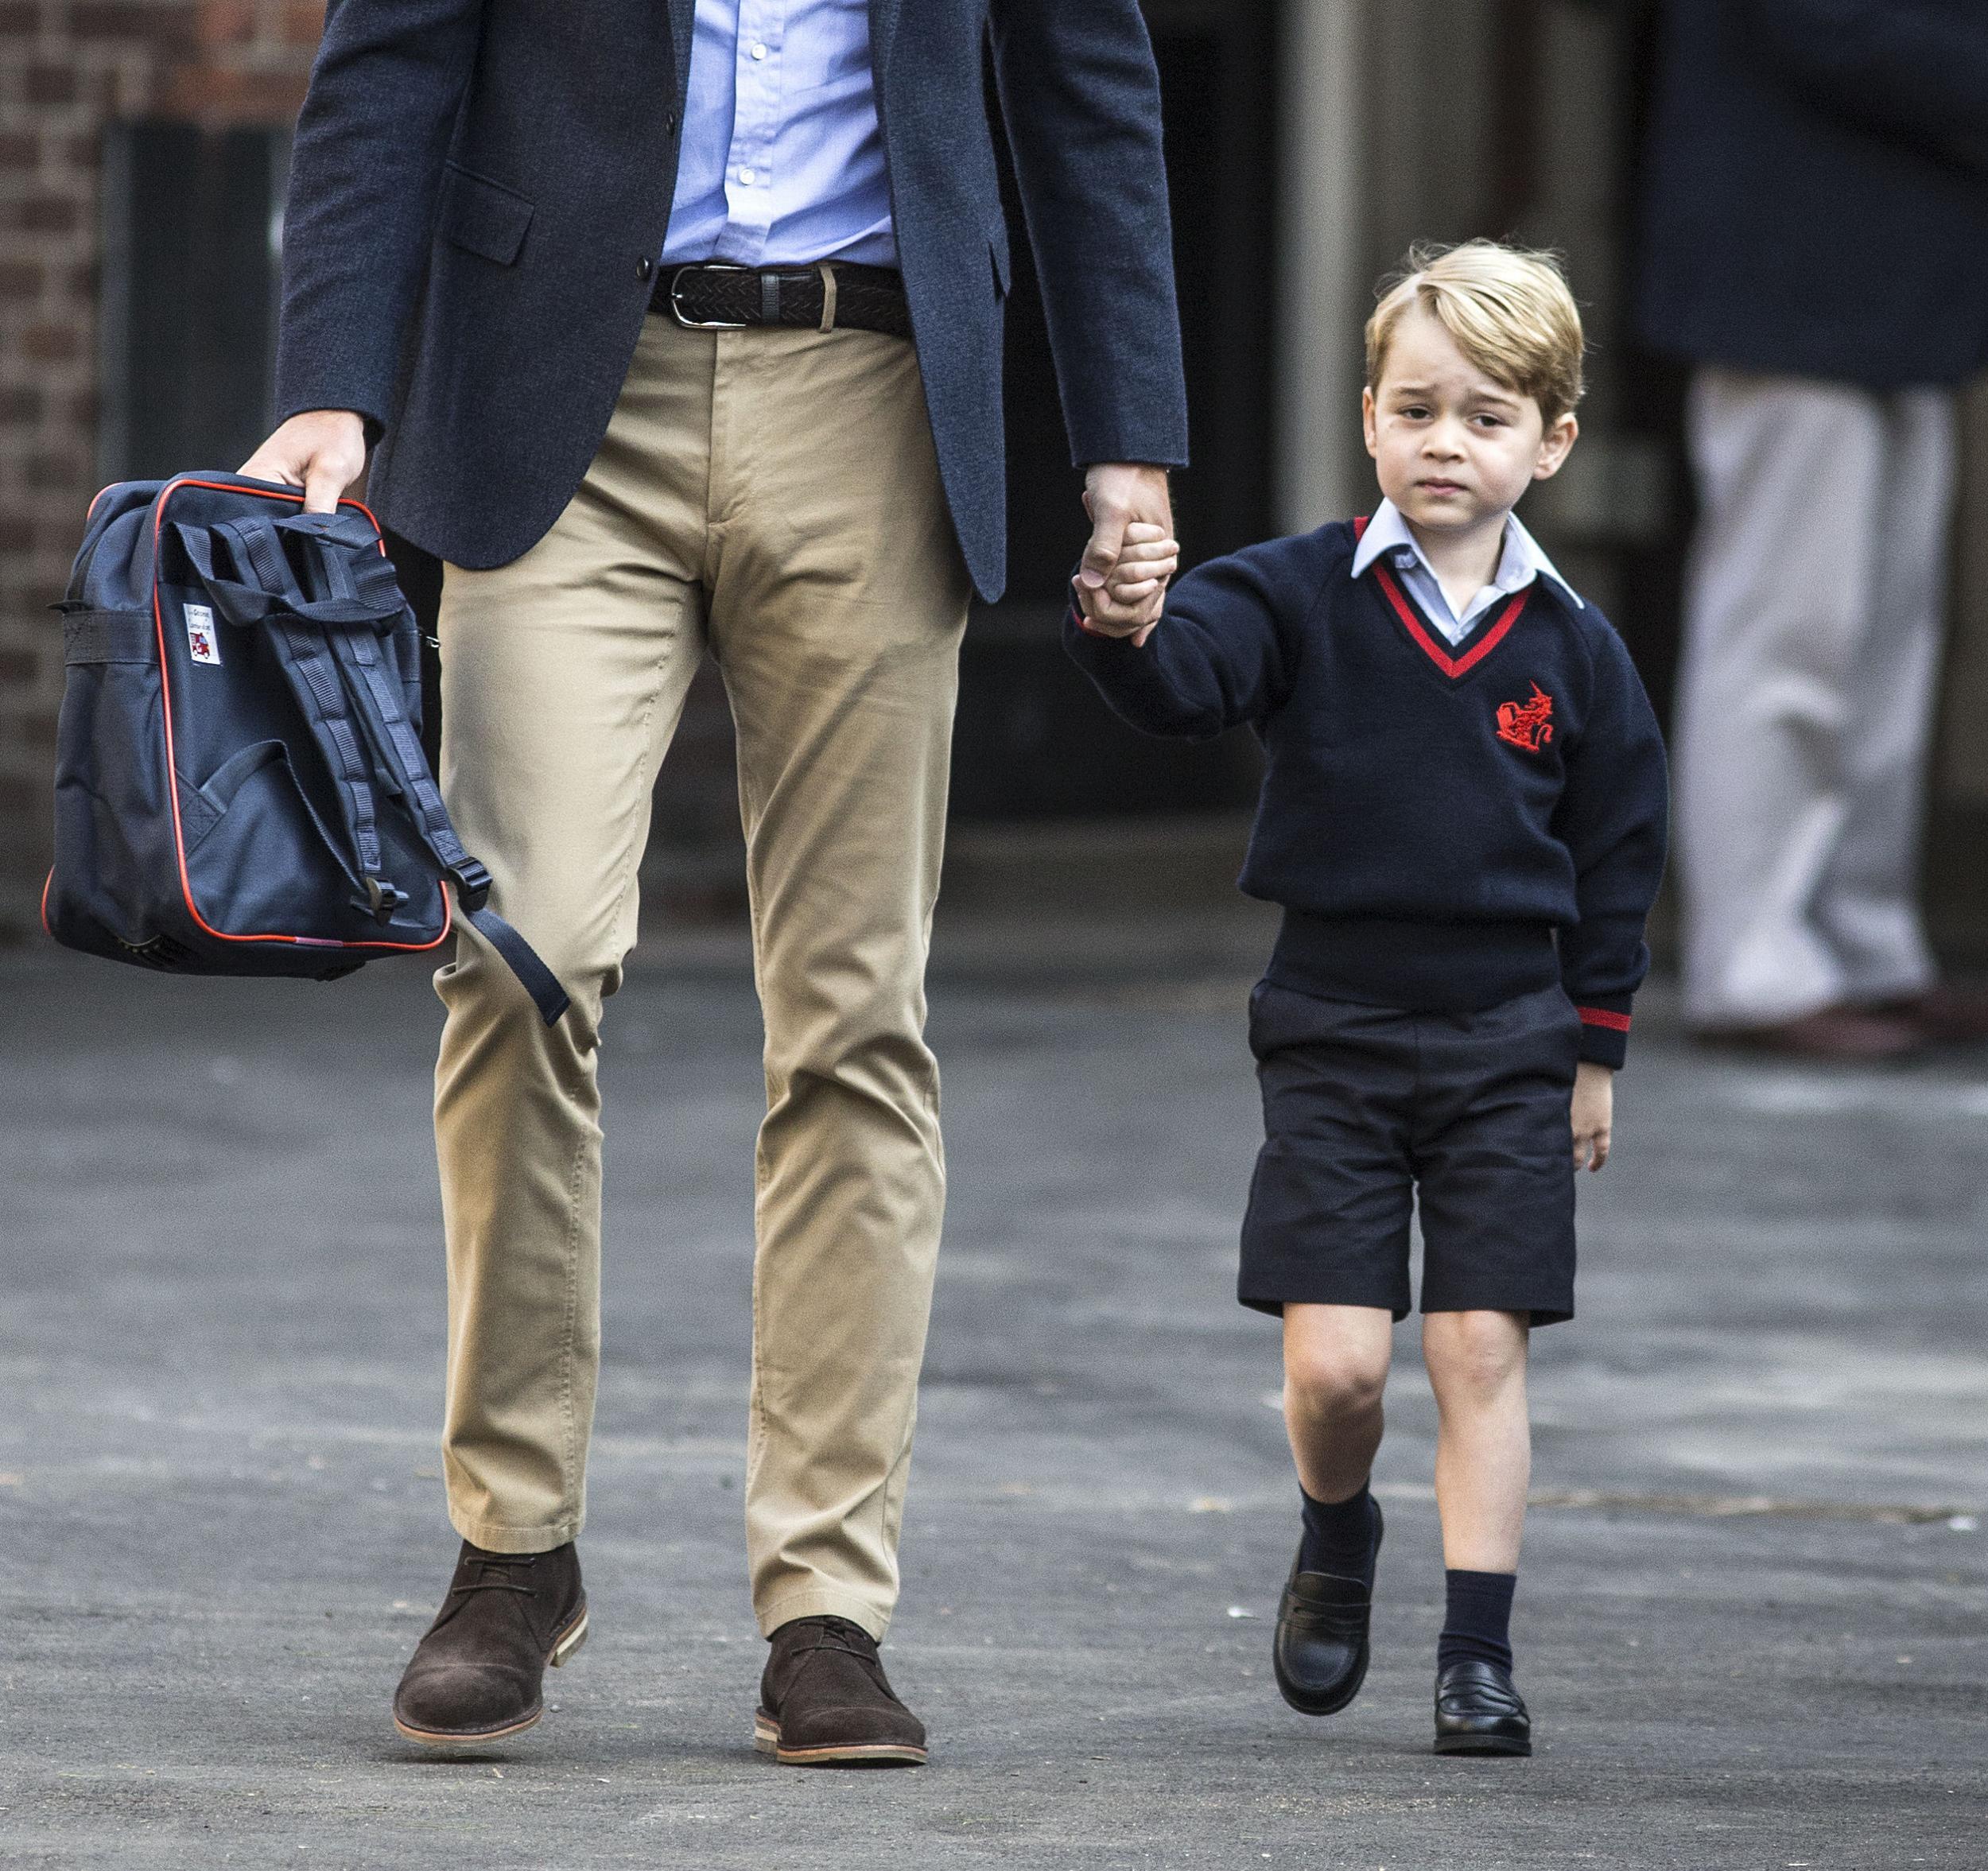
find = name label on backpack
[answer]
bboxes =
[184,603,221,666]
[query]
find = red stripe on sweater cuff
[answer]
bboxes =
[1577,1006,1633,1032]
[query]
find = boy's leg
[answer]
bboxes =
[1282,1302,1394,1507]
[1411,989,1574,1756]
[1423,1309,1530,1574]
[1242,987,1416,1719]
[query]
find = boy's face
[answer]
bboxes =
[1362,304,1577,537]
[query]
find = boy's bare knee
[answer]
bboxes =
[1424,1310,1528,1395]
[1285,1345,1389,1420]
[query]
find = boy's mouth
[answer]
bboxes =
[1416,479,1468,497]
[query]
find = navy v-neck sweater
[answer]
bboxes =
[1064,520,1670,1067]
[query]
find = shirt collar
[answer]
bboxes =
[1350,498,1585,611]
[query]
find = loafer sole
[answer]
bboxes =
[392,1604,589,1749]
[752,1710,926,1768]
[1433,1729,1532,1757]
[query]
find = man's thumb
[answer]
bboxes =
[1079,503,1128,588]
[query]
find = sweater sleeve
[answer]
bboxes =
[1552,625,1671,1069]
[1062,534,1326,740]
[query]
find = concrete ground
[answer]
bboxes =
[2,899,1985,1869]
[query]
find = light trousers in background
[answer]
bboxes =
[429,316,971,1639]
[1675,366,1954,1029]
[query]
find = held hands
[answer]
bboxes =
[1074,521,1180,644]
[1571,1061,1613,1173]
[1077,464,1177,646]
[239,410,368,513]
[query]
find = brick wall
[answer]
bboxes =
[0,0,317,929]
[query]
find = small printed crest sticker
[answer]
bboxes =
[184,603,221,666]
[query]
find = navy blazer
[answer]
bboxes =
[274,0,1190,598]
[1634,0,1988,390]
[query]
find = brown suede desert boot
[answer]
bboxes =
[755,1616,926,1767]
[392,1540,588,1747]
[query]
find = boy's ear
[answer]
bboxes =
[1533,410,1578,482]
[1361,386,1379,459]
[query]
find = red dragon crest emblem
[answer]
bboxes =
[1495,683,1555,753]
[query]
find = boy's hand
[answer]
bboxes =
[1074,522,1179,645]
[1571,1060,1613,1172]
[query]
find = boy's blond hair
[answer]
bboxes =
[1365,241,1585,426]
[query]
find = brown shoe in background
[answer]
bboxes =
[1703,1007,1926,1061]
[755,1616,927,1767]
[1874,985,1988,1045]
[391,1541,588,1747]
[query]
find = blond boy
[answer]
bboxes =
[1066,243,1669,1753]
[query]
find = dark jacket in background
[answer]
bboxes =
[1634,0,1988,389]
[274,0,1190,597]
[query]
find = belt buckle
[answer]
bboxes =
[669,261,753,330]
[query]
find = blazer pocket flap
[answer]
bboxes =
[437,165,535,266]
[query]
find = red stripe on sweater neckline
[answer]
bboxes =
[1372,560,1528,678]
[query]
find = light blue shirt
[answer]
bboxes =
[661,0,897,270]
[1350,499,1582,644]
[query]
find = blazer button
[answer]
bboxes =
[636,256,654,282]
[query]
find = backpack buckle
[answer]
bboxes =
[448,860,492,913]
[359,875,409,924]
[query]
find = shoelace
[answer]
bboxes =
[786,1617,879,1668]
[448,1552,540,1601]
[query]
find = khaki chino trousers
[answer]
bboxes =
[430,316,970,1639]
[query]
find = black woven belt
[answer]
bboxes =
[651,261,911,340]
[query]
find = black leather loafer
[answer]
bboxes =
[755,1616,926,1767]
[1433,1658,1532,1756]
[1272,1498,1382,1717]
[392,1541,588,1747]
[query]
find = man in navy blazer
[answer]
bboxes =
[244,0,1187,1763]
[1636,0,1988,1057]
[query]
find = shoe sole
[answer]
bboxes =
[392,1604,589,1749]
[752,1710,926,1768]
[1433,1731,1532,1757]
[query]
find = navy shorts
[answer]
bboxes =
[1239,980,1580,1326]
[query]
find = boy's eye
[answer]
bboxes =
[1398,404,1431,420]
[1472,413,1507,429]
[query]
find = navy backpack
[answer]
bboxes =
[44,472,567,1023]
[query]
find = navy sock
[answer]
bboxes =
[1298,1484,1378,1586]
[1438,1568,1516,1673]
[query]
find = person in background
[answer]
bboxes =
[1637,0,1988,1058]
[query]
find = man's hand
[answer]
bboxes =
[1571,1060,1613,1172]
[1074,522,1178,639]
[1078,463,1174,645]
[239,410,368,513]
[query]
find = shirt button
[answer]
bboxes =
[750,41,767,59]
[739,167,755,185]
[636,257,654,281]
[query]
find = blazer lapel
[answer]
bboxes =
[667,0,696,100]
[868,0,904,82]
